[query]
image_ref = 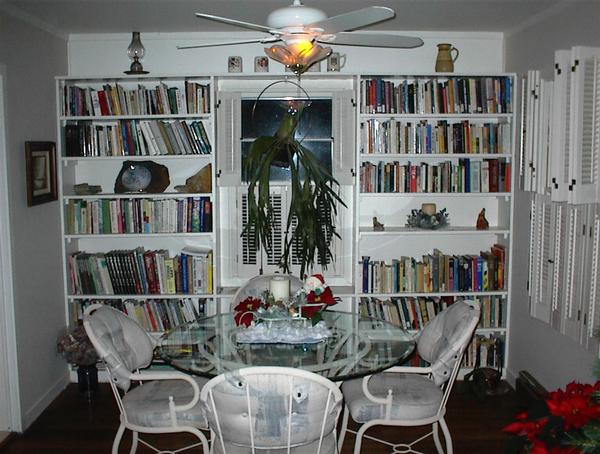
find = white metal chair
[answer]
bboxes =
[230,274,304,310]
[83,303,210,454]
[200,366,343,453]
[339,300,481,454]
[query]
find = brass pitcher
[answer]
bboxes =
[435,43,459,72]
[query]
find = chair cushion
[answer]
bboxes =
[342,373,443,423]
[211,432,337,454]
[123,376,209,429]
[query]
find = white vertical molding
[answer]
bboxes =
[0,67,22,432]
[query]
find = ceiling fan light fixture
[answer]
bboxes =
[265,42,331,75]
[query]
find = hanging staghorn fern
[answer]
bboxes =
[242,82,345,277]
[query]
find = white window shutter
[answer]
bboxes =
[550,203,568,331]
[569,46,600,204]
[530,194,553,323]
[561,204,586,341]
[535,80,553,195]
[550,50,573,202]
[524,70,540,192]
[582,204,600,352]
[216,91,241,186]
[332,90,356,186]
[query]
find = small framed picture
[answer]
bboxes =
[25,141,57,206]
[254,56,269,72]
[228,56,243,73]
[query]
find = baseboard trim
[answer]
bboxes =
[21,374,69,430]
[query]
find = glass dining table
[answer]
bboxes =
[158,310,415,381]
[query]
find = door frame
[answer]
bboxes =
[0,66,22,432]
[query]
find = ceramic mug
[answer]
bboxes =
[435,43,459,72]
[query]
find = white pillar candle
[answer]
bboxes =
[270,276,290,301]
[421,203,437,216]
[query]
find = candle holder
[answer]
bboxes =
[124,32,149,75]
[406,207,450,230]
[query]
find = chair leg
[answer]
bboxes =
[129,431,139,454]
[112,424,126,454]
[338,405,350,451]
[353,423,371,454]
[439,417,453,454]
[432,422,444,454]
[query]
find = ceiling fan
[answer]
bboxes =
[178,0,424,51]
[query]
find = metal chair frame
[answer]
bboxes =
[338,300,481,454]
[83,304,210,454]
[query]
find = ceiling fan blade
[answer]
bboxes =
[178,37,280,49]
[195,13,274,33]
[308,6,395,34]
[318,32,423,49]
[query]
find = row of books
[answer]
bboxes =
[360,245,506,294]
[65,197,212,235]
[399,333,505,369]
[462,333,505,369]
[359,295,506,331]
[70,298,207,332]
[63,81,210,116]
[359,158,511,193]
[64,119,211,157]
[67,247,213,296]
[361,119,511,155]
[360,77,513,115]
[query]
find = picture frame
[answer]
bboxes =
[228,56,243,73]
[25,141,57,206]
[254,56,269,73]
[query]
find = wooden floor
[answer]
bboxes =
[0,381,521,453]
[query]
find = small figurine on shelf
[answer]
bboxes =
[476,208,490,230]
[372,217,385,231]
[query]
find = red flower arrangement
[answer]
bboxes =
[233,297,267,327]
[503,380,600,453]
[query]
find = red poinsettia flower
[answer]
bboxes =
[234,297,265,327]
[546,384,600,430]
[503,416,548,441]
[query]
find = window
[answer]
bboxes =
[240,98,333,182]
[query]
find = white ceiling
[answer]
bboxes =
[0,0,573,35]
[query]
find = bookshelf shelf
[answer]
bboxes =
[359,227,510,236]
[67,293,214,299]
[356,73,515,373]
[57,75,217,332]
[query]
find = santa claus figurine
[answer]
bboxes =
[303,274,337,306]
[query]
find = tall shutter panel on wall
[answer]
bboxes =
[582,205,600,352]
[569,47,600,204]
[332,90,356,186]
[529,194,553,323]
[216,91,241,186]
[535,80,553,195]
[524,70,540,192]
[561,204,587,341]
[550,203,568,331]
[550,50,572,202]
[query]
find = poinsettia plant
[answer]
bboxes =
[503,380,600,453]
[233,296,268,327]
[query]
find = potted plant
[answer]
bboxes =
[243,83,346,277]
[57,324,99,398]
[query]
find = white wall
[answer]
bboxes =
[67,31,503,76]
[0,12,69,429]
[505,1,600,390]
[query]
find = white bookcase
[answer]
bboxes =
[56,72,516,375]
[56,75,217,332]
[354,74,516,372]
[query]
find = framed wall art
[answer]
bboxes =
[25,141,57,206]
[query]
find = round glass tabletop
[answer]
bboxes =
[158,310,415,381]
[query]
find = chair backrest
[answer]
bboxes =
[83,304,155,391]
[231,274,304,310]
[416,300,480,386]
[201,366,343,453]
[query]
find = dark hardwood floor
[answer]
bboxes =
[0,381,520,453]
